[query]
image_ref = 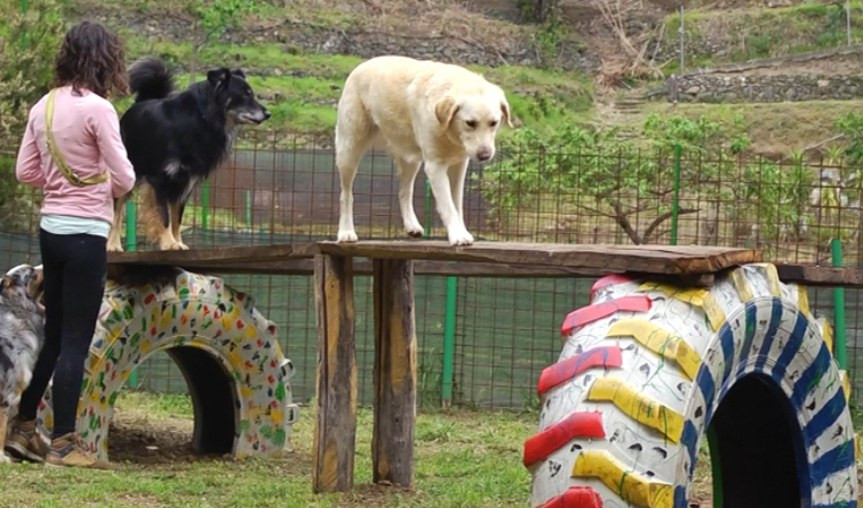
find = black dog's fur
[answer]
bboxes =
[108,57,270,251]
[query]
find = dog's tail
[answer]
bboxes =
[129,57,175,102]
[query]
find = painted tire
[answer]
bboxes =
[525,264,858,507]
[35,269,299,461]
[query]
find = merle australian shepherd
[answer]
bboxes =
[0,264,44,463]
[108,57,270,252]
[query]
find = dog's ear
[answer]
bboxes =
[207,68,232,90]
[231,69,246,79]
[435,96,460,128]
[500,97,513,128]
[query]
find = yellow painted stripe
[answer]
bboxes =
[572,450,673,508]
[587,377,684,443]
[730,268,755,302]
[819,318,834,354]
[840,370,851,403]
[794,284,811,316]
[607,319,702,380]
[754,263,782,298]
[856,433,861,463]
[638,282,726,331]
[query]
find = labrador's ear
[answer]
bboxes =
[435,96,460,128]
[500,97,513,128]
[231,69,246,79]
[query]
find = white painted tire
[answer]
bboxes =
[524,264,858,508]
[34,268,299,461]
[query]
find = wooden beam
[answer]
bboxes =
[317,241,760,275]
[372,259,417,488]
[777,263,863,288]
[312,254,357,493]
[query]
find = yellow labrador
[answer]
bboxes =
[335,56,512,246]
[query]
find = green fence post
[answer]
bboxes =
[442,276,457,408]
[831,238,847,369]
[125,200,139,390]
[670,144,682,246]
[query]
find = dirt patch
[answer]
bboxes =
[108,409,203,465]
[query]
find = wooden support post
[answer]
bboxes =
[372,259,417,487]
[312,254,357,493]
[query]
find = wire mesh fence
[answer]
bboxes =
[1,129,862,409]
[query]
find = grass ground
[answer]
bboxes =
[0,391,535,507]
[4,391,859,507]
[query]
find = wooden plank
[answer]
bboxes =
[107,243,317,266]
[312,254,357,493]
[371,259,417,488]
[109,241,758,278]
[777,264,863,288]
[317,241,759,275]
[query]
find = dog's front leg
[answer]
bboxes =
[155,195,181,251]
[0,406,9,463]
[425,162,474,246]
[170,201,189,250]
[448,159,470,223]
[107,197,127,253]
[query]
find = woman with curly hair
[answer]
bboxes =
[8,21,135,469]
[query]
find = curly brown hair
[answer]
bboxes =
[54,21,128,98]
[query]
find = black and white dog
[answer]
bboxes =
[108,57,270,252]
[0,264,44,463]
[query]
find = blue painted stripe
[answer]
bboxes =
[803,388,847,446]
[771,312,809,383]
[735,300,781,379]
[719,319,737,385]
[681,420,698,477]
[696,365,717,423]
[791,346,832,410]
[673,485,687,508]
[813,501,857,508]
[811,440,856,487]
[754,302,781,372]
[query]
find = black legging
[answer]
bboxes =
[17,229,106,439]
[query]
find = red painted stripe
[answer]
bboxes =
[560,295,651,336]
[590,273,633,301]
[523,412,605,467]
[537,346,623,395]
[539,486,603,508]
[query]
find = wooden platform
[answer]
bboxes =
[109,240,773,494]
[108,241,761,283]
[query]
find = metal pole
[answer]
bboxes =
[245,189,252,227]
[832,238,847,369]
[671,144,682,245]
[125,200,139,389]
[679,6,685,73]
[201,181,210,230]
[846,0,852,47]
[441,276,457,408]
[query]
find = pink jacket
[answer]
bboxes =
[16,85,136,224]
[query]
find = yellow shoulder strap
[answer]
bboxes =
[45,88,109,187]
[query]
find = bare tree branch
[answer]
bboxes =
[642,208,699,243]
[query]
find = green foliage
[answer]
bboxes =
[0,0,64,142]
[837,111,863,168]
[478,113,815,245]
[0,0,64,228]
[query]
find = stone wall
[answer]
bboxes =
[667,74,863,103]
[228,22,598,72]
